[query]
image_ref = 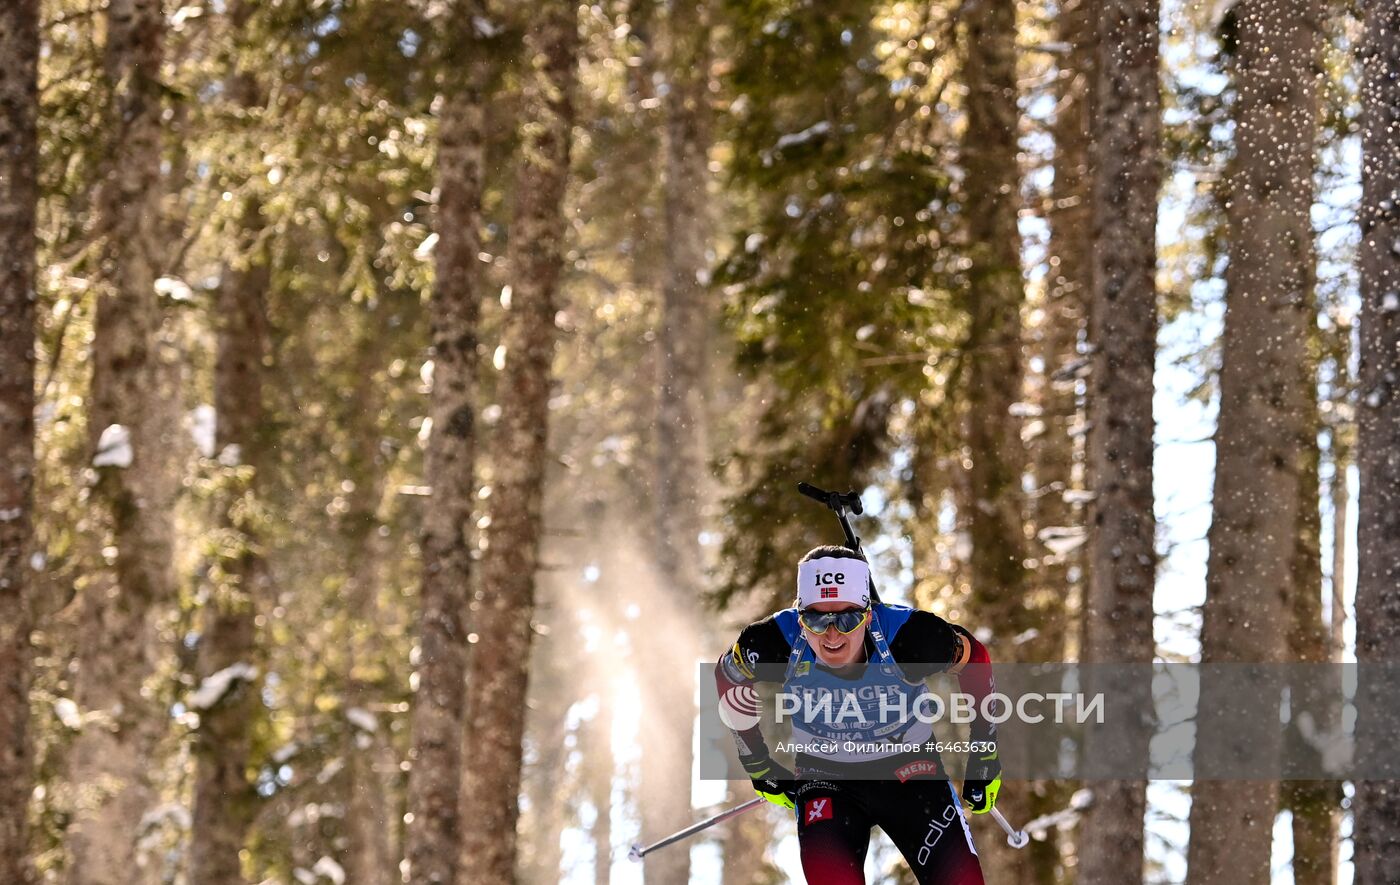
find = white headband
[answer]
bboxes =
[796,557,871,609]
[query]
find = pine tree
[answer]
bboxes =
[68,0,178,879]
[188,5,272,881]
[1282,366,1339,885]
[1186,2,1323,882]
[1075,0,1160,880]
[403,4,493,882]
[960,0,1028,616]
[639,1,713,881]
[959,0,1032,877]
[1039,0,1093,652]
[0,1,39,880]
[458,1,577,879]
[1351,0,1400,878]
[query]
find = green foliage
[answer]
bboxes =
[712,0,968,607]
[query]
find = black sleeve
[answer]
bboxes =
[889,610,962,680]
[718,614,791,685]
[715,615,794,767]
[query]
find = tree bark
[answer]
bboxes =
[68,1,175,881]
[1038,0,1093,642]
[458,3,576,881]
[1351,0,1400,879]
[188,10,270,879]
[1282,399,1339,885]
[1076,0,1160,882]
[960,0,1032,879]
[641,1,712,882]
[0,1,39,880]
[403,7,490,884]
[962,0,1029,623]
[1186,2,1322,882]
[1026,2,1095,872]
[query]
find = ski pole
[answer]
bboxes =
[984,788,1094,849]
[627,797,765,862]
[990,808,1030,849]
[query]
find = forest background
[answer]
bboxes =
[1,0,1398,884]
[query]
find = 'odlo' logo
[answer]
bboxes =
[916,804,961,866]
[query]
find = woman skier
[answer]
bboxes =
[714,545,1001,884]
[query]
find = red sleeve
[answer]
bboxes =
[949,626,998,744]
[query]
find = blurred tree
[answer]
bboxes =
[638,0,714,880]
[1187,1,1323,882]
[1352,0,1400,878]
[459,0,577,879]
[403,1,495,881]
[1075,0,1161,880]
[957,0,1033,878]
[959,0,1029,629]
[1037,0,1093,661]
[0,1,40,881]
[588,689,613,885]
[187,4,273,882]
[66,0,179,880]
[338,308,401,885]
[1282,338,1339,885]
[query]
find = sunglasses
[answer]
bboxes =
[799,607,871,635]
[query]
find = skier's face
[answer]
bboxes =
[803,601,868,667]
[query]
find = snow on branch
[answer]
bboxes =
[189,663,258,710]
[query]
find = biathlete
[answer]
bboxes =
[714,545,1001,885]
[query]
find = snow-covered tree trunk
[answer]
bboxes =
[960,0,1034,879]
[1186,2,1322,882]
[189,10,270,878]
[68,1,175,881]
[403,7,490,884]
[0,1,38,880]
[458,2,576,880]
[1076,0,1159,881]
[640,1,711,882]
[1352,0,1400,878]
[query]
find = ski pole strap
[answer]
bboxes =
[627,798,766,862]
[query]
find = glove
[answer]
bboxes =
[741,754,798,810]
[962,749,1002,814]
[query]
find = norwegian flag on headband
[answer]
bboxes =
[796,556,873,608]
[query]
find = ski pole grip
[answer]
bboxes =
[796,482,864,516]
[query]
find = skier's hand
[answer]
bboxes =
[742,755,798,810]
[962,749,1002,814]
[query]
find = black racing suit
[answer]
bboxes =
[716,610,997,885]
